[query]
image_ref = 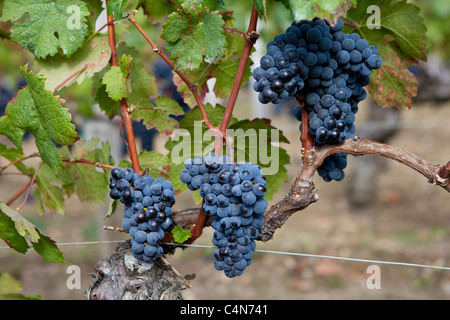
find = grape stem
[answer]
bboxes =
[219,4,259,138]
[16,162,43,211]
[0,152,40,174]
[105,2,141,175]
[296,95,315,151]
[53,65,88,92]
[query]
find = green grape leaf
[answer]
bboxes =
[94,44,158,120]
[345,0,429,61]
[344,0,430,108]
[140,0,179,23]
[0,204,38,243]
[85,0,105,35]
[0,273,23,296]
[34,34,112,91]
[253,0,268,20]
[59,138,111,205]
[136,150,171,177]
[102,66,128,101]
[0,144,32,174]
[107,0,129,19]
[171,225,192,244]
[31,229,65,263]
[160,11,189,43]
[35,164,66,215]
[171,15,253,106]
[132,96,185,136]
[0,273,43,300]
[95,83,121,119]
[210,29,254,99]
[161,1,227,71]
[102,54,133,101]
[0,207,30,253]
[281,0,356,24]
[0,203,64,263]
[1,0,90,58]
[105,198,120,219]
[166,162,188,194]
[0,65,79,174]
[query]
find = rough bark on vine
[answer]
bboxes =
[86,240,189,300]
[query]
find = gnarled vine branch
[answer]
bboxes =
[169,137,450,243]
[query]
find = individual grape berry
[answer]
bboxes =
[271,79,284,92]
[366,54,382,69]
[110,188,121,200]
[252,67,265,80]
[260,55,275,69]
[341,38,355,51]
[315,127,328,143]
[336,50,350,64]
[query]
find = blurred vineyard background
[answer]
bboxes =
[0,1,449,299]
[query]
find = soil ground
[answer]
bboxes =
[0,90,449,300]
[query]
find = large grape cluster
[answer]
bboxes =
[109,167,175,262]
[180,153,268,278]
[253,17,382,181]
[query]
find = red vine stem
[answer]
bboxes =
[219,5,259,137]
[61,158,115,169]
[343,20,358,29]
[105,2,141,174]
[53,65,88,93]
[296,95,315,150]
[0,152,40,173]
[6,180,32,206]
[16,162,43,211]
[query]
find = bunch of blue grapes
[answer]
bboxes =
[109,167,175,262]
[180,153,268,278]
[253,17,382,181]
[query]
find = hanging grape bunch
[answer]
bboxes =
[253,17,382,181]
[109,167,176,262]
[180,153,268,278]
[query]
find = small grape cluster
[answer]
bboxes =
[180,153,268,278]
[253,17,382,182]
[109,167,175,262]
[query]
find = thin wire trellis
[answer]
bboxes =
[1,240,450,271]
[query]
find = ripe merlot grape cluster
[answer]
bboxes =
[253,17,382,181]
[109,167,175,262]
[180,153,268,278]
